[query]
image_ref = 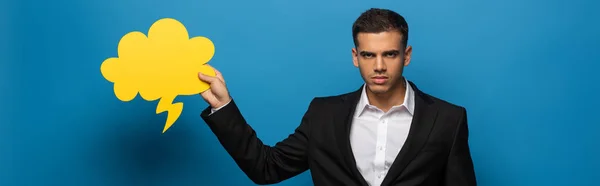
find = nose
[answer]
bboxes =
[374,56,386,73]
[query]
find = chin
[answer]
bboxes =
[367,84,391,94]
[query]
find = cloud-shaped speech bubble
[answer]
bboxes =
[100,18,216,133]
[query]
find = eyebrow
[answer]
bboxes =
[359,50,401,55]
[383,50,401,55]
[359,51,375,55]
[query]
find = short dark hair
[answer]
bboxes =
[352,8,409,48]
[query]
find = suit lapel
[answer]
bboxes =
[381,81,439,185]
[334,85,370,186]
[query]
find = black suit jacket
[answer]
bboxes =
[200,81,477,186]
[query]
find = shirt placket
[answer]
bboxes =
[373,112,388,185]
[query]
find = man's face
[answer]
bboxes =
[352,31,412,95]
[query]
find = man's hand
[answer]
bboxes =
[198,65,231,109]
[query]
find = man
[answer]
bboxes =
[197,8,477,186]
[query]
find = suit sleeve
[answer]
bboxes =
[200,98,315,185]
[443,107,477,186]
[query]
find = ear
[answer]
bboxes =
[403,45,412,66]
[352,47,359,67]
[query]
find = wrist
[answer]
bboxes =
[212,98,232,110]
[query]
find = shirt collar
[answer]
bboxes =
[355,78,415,116]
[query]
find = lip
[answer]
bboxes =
[372,76,388,79]
[372,76,388,84]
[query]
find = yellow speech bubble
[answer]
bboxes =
[100,18,216,133]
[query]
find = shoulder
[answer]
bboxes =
[305,88,360,111]
[417,90,468,126]
[424,92,466,113]
[408,81,466,114]
[313,90,357,104]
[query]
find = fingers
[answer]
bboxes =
[203,64,225,83]
[198,72,217,84]
[214,69,225,83]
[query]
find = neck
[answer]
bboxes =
[366,78,407,112]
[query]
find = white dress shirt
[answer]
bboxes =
[349,79,415,186]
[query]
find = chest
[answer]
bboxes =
[349,110,414,182]
[350,106,413,157]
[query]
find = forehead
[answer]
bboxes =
[356,31,404,52]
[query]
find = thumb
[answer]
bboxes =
[198,72,217,84]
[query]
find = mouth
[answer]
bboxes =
[372,76,388,84]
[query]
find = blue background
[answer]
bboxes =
[3,0,599,185]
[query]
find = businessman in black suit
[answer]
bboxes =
[197,8,477,186]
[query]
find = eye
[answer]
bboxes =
[385,53,398,58]
[361,53,375,58]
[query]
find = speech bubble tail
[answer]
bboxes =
[156,95,183,133]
